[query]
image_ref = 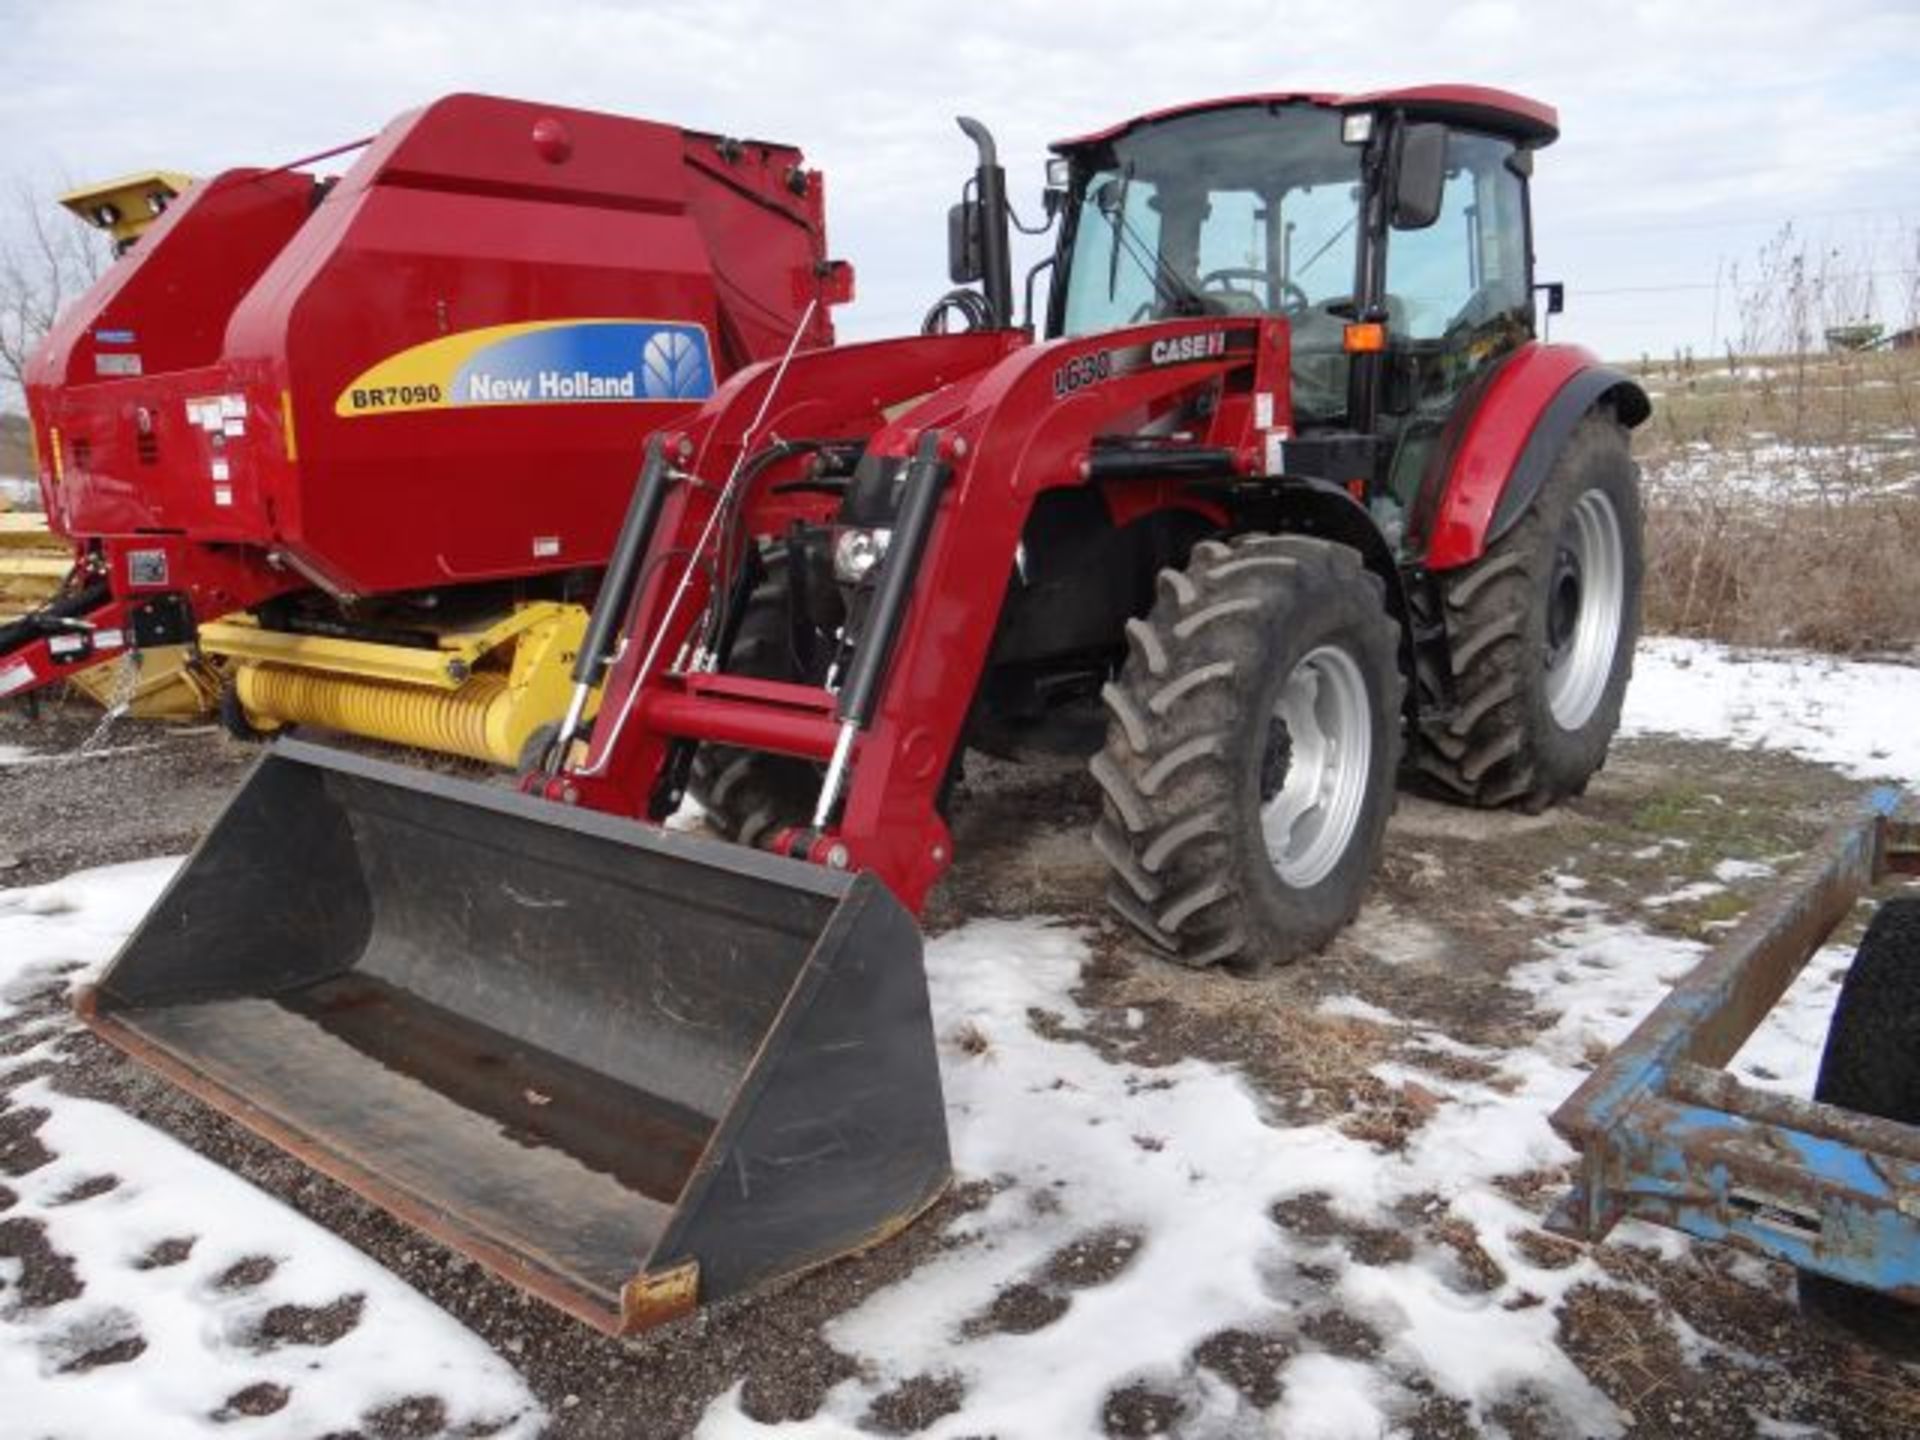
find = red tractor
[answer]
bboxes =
[88,86,1647,1334]
[549,83,1648,962]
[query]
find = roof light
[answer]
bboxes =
[1341,112,1374,145]
[1045,156,1070,189]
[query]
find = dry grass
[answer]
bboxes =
[1633,347,1920,652]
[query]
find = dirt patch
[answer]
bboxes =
[1191,1327,1293,1407]
[1299,1307,1383,1360]
[1571,1244,1920,1438]
[1423,1212,1508,1294]
[1269,1191,1414,1267]
[49,1173,118,1205]
[362,1394,449,1439]
[1511,1228,1582,1271]
[0,1215,82,1309]
[963,1281,1069,1338]
[1041,1225,1144,1289]
[1100,1381,1184,1437]
[862,1371,965,1435]
[132,1235,195,1270]
[246,1293,365,1350]
[737,1335,859,1424]
[0,707,256,887]
[213,1382,291,1421]
[213,1254,279,1292]
[58,1331,147,1372]
[0,1101,54,1176]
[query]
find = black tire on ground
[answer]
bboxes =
[515,720,561,779]
[1415,411,1642,812]
[1796,898,1920,1356]
[1092,533,1404,973]
[217,674,274,743]
[685,554,822,846]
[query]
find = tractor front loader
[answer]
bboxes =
[87,86,1649,1333]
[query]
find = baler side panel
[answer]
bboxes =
[217,94,831,597]
[27,170,314,539]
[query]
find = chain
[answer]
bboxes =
[67,651,141,759]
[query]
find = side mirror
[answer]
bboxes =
[948,200,983,285]
[1535,281,1565,316]
[1042,186,1068,220]
[1391,123,1447,231]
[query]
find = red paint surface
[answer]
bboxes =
[1423,342,1602,570]
[18,93,839,694]
[568,317,1293,911]
[1053,84,1558,149]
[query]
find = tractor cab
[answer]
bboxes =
[1038,88,1558,548]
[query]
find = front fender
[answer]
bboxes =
[1417,342,1649,571]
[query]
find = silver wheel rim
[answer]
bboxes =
[1261,644,1372,888]
[1544,489,1625,731]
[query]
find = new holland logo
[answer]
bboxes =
[335,319,715,417]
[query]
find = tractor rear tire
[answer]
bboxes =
[686,554,822,847]
[1092,534,1403,973]
[1795,899,1920,1356]
[1414,412,1641,811]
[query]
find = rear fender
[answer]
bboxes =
[1416,342,1649,571]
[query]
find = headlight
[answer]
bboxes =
[832,526,892,583]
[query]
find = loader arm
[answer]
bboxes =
[553,314,1292,909]
[558,331,1025,817]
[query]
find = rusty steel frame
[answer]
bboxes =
[1549,793,1920,1299]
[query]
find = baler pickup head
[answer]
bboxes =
[82,740,949,1334]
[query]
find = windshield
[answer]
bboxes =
[1056,105,1364,338]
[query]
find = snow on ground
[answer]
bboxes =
[699,918,1628,1438]
[1623,637,1920,788]
[1646,438,1920,502]
[0,861,544,1440]
[4,635,1909,1438]
[695,639,1916,1437]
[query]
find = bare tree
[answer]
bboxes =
[0,177,109,406]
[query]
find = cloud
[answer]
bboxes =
[2,0,1916,358]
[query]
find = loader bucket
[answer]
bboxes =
[81,740,949,1335]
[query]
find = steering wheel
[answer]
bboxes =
[1198,268,1311,314]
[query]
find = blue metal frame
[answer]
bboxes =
[1549,792,1920,1299]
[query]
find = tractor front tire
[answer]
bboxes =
[686,556,821,846]
[1092,534,1403,973]
[1415,412,1642,811]
[1796,899,1920,1356]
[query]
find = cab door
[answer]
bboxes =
[1380,130,1536,508]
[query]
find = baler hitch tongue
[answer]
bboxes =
[80,739,949,1334]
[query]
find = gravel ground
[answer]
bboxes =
[3,698,1918,1437]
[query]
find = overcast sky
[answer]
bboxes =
[4,0,1917,363]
